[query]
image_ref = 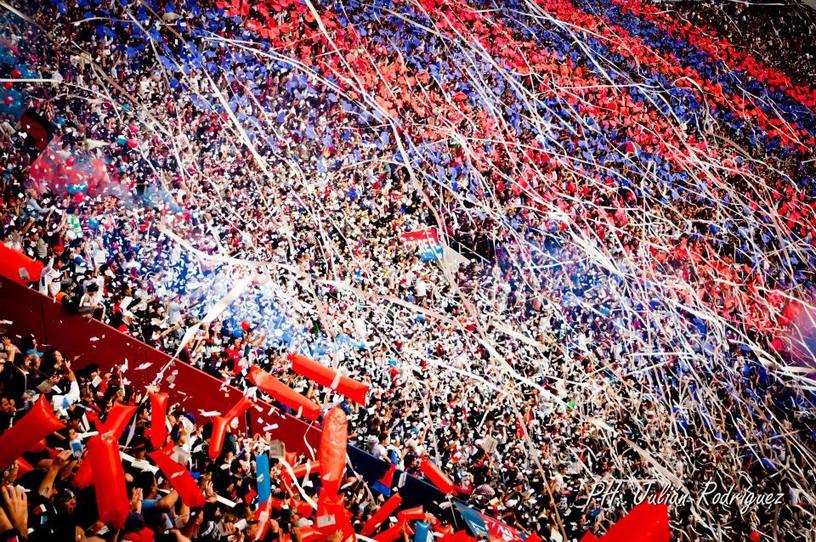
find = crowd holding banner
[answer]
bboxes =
[0,0,815,540]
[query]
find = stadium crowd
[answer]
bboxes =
[1,0,815,540]
[0,329,432,542]
[668,0,816,88]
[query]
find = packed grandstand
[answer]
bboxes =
[1,0,815,540]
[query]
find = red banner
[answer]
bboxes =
[482,514,524,542]
[399,227,439,247]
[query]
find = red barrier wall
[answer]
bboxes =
[0,273,321,455]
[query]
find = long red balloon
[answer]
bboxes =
[149,392,169,450]
[208,395,254,461]
[314,408,350,540]
[318,407,347,496]
[249,366,321,420]
[441,530,476,542]
[288,352,369,405]
[0,395,65,471]
[72,463,94,489]
[87,434,129,528]
[208,415,229,461]
[374,519,406,542]
[100,403,138,438]
[398,505,425,522]
[148,449,205,508]
[420,459,455,494]
[296,526,323,542]
[74,403,137,489]
[224,394,253,421]
[599,502,670,542]
[15,458,33,476]
[316,493,355,539]
[362,493,403,536]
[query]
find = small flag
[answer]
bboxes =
[372,463,396,497]
[256,452,271,504]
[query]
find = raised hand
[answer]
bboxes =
[1,485,28,535]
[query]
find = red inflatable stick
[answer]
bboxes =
[149,392,169,450]
[0,242,43,285]
[318,407,348,496]
[420,458,455,494]
[15,458,33,476]
[296,526,323,542]
[441,530,476,542]
[87,434,129,528]
[597,502,669,542]
[313,409,351,540]
[398,505,425,522]
[316,494,355,539]
[208,395,254,461]
[255,498,274,541]
[100,403,138,438]
[288,352,369,405]
[208,415,229,461]
[148,449,205,508]
[0,395,65,471]
[374,519,406,542]
[362,493,403,536]
[72,462,94,490]
[74,403,136,488]
[249,366,321,420]
[224,394,253,421]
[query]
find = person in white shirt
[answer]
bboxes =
[52,365,80,415]
[79,283,105,319]
[370,433,389,461]
[415,275,428,299]
[38,257,64,297]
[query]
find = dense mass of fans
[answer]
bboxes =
[669,0,816,87]
[1,0,816,540]
[0,329,433,542]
